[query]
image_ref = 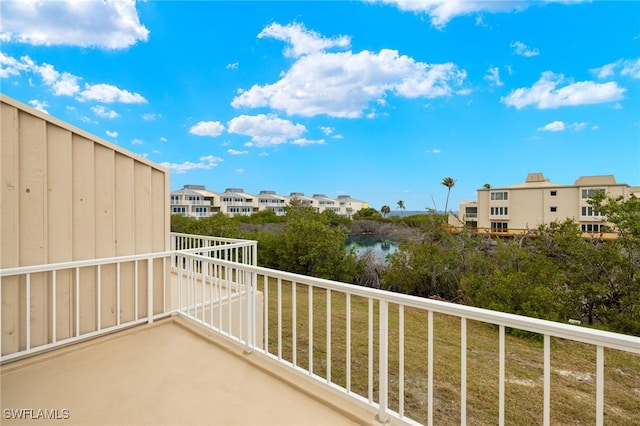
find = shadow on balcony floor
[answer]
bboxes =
[1,317,373,425]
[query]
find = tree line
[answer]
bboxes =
[172,194,640,336]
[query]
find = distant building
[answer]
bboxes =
[454,173,640,236]
[170,186,369,218]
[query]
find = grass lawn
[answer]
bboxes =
[257,276,640,425]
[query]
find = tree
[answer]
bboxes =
[352,207,381,220]
[381,205,391,217]
[588,193,640,334]
[397,200,405,212]
[441,177,456,214]
[265,202,360,282]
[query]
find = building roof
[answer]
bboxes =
[573,175,619,186]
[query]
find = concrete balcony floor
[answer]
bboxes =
[1,317,375,425]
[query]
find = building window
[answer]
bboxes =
[550,191,557,196]
[581,188,604,199]
[491,222,508,232]
[490,191,508,201]
[550,207,557,213]
[172,207,186,213]
[229,207,239,213]
[490,207,508,216]
[581,224,607,233]
[581,206,601,217]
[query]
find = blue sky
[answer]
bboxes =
[1,0,638,212]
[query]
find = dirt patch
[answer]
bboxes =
[555,369,593,381]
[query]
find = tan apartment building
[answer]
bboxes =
[170,185,369,218]
[454,172,640,236]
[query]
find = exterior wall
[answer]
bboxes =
[170,186,371,218]
[1,94,170,355]
[465,173,637,235]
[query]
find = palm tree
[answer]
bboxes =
[441,177,456,214]
[397,200,405,212]
[381,205,391,217]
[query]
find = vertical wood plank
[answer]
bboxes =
[47,123,73,340]
[94,145,116,328]
[1,102,20,355]
[134,162,151,317]
[115,153,135,322]
[19,111,47,348]
[151,169,166,314]
[72,134,96,334]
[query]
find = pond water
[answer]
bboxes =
[345,234,399,263]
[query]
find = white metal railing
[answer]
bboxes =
[3,233,639,425]
[173,253,640,426]
[0,234,256,363]
[0,252,172,363]
[170,232,257,267]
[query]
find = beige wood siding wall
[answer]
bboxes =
[1,95,170,355]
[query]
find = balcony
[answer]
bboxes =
[2,233,639,425]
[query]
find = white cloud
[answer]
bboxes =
[235,168,245,173]
[621,58,640,78]
[501,71,626,109]
[510,41,539,57]
[258,22,351,58]
[484,67,503,87]
[233,23,466,118]
[160,155,224,174]
[189,121,225,137]
[228,114,306,147]
[80,83,146,103]
[537,121,565,132]
[367,0,586,28]
[537,121,588,132]
[590,62,618,79]
[592,58,640,79]
[228,148,249,155]
[1,55,145,104]
[0,52,30,78]
[320,126,335,135]
[131,139,144,145]
[0,0,148,49]
[226,62,239,70]
[160,137,168,142]
[426,149,441,154]
[142,113,161,121]
[91,105,119,119]
[291,138,326,146]
[106,130,119,138]
[28,99,48,114]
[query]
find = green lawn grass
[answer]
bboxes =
[257,276,640,425]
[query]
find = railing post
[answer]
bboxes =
[147,258,154,323]
[244,268,253,354]
[377,300,389,424]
